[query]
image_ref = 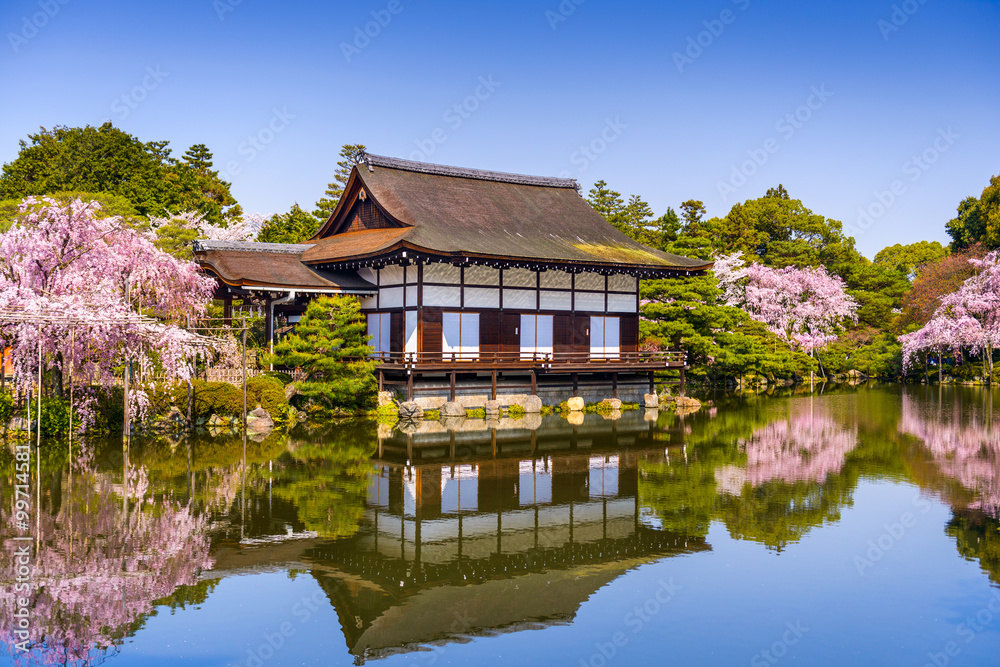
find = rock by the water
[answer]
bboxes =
[567,396,585,412]
[643,393,659,408]
[522,395,543,413]
[440,401,466,418]
[398,402,424,420]
[599,398,622,411]
[484,400,501,416]
[246,406,274,432]
[377,391,395,407]
[284,383,297,401]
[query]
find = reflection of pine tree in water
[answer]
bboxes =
[0,464,214,665]
[269,421,378,539]
[900,392,1000,516]
[947,510,1000,587]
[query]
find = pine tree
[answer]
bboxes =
[312,143,366,222]
[270,295,378,412]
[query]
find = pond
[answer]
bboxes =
[3,385,1000,666]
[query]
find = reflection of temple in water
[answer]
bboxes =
[301,413,707,661]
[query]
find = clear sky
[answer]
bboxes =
[2,0,997,257]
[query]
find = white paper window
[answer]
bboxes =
[379,266,405,285]
[540,290,572,311]
[575,272,605,291]
[358,267,378,285]
[368,313,392,356]
[575,291,605,312]
[405,311,417,353]
[464,265,500,286]
[521,314,553,359]
[442,312,479,359]
[359,296,377,310]
[503,288,536,310]
[424,263,461,284]
[540,270,572,289]
[465,287,500,309]
[608,293,637,313]
[590,316,620,359]
[405,285,418,307]
[609,273,636,292]
[424,285,461,307]
[380,287,403,309]
[504,268,536,288]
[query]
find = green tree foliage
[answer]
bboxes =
[270,295,377,412]
[945,175,1000,250]
[258,203,320,244]
[0,124,241,225]
[874,241,949,280]
[312,143,366,222]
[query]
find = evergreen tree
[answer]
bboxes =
[312,143,366,222]
[258,203,320,244]
[270,295,378,412]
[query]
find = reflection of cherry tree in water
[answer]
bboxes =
[899,391,1000,516]
[0,456,214,666]
[717,400,858,488]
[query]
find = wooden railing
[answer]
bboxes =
[370,350,686,369]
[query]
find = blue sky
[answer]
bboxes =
[2,0,997,258]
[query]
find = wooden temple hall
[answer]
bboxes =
[194,153,711,403]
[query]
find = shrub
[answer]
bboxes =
[247,375,288,418]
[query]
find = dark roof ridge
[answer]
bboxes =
[194,240,313,254]
[359,152,580,190]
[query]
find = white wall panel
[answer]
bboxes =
[503,288,536,310]
[464,265,500,285]
[608,293,637,313]
[609,273,636,292]
[380,287,403,309]
[504,268,536,288]
[540,269,572,289]
[575,291,605,312]
[465,287,500,309]
[424,263,461,284]
[379,266,405,285]
[423,285,461,307]
[575,272,605,291]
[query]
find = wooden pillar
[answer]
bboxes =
[491,370,497,400]
[611,372,618,399]
[648,371,655,394]
[572,373,579,397]
[407,372,414,401]
[223,293,233,325]
[378,370,384,393]
[449,371,456,401]
[530,369,537,396]
[680,367,687,397]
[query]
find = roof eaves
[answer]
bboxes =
[361,152,580,190]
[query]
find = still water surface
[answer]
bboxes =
[4,385,1000,666]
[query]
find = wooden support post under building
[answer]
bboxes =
[648,371,655,394]
[449,371,456,401]
[407,372,413,402]
[530,370,537,396]
[572,373,578,397]
[680,367,686,397]
[378,371,384,393]
[491,370,497,400]
[611,372,618,399]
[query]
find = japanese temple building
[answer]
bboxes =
[194,153,711,403]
